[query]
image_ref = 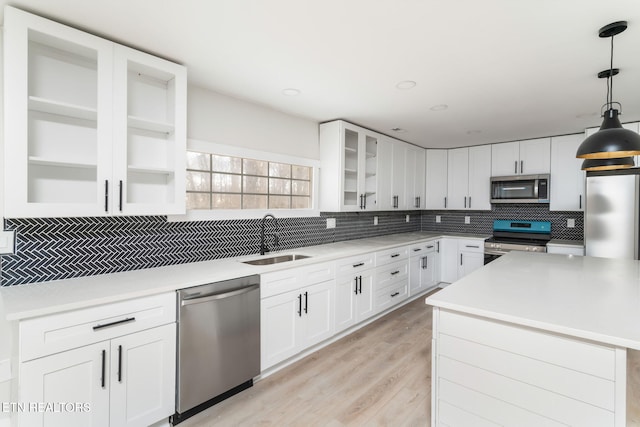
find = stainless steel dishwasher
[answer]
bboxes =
[173,275,260,424]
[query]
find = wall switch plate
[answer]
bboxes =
[406,215,410,223]
[326,218,336,229]
[373,216,378,226]
[436,215,441,223]
[0,230,15,255]
[464,216,471,224]
[567,218,575,228]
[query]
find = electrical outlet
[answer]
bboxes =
[0,230,15,255]
[436,215,441,223]
[464,216,471,224]
[374,216,378,226]
[567,218,575,228]
[406,215,410,223]
[326,218,336,229]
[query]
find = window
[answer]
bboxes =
[186,151,312,210]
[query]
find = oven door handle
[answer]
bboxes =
[484,248,509,256]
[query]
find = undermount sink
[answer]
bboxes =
[242,254,311,266]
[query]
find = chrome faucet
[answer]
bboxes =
[259,214,279,255]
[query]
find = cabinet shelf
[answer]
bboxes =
[128,165,175,175]
[344,168,357,174]
[29,156,97,169]
[28,96,97,121]
[344,146,357,153]
[128,115,174,134]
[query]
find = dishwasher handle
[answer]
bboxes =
[181,284,259,306]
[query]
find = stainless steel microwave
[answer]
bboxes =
[490,174,550,203]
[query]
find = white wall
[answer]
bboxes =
[187,85,320,160]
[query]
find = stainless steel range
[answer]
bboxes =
[484,220,551,264]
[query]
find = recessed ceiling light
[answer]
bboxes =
[396,80,417,90]
[391,127,407,133]
[282,88,301,96]
[430,104,448,111]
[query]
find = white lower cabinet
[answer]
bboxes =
[375,259,409,313]
[409,241,438,296]
[457,239,485,279]
[335,270,375,334]
[261,279,335,370]
[17,293,176,427]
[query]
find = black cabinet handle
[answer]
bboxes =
[354,277,359,295]
[117,345,123,383]
[393,195,399,208]
[304,291,308,314]
[422,256,427,269]
[101,349,106,388]
[466,245,480,249]
[358,276,362,294]
[436,241,440,253]
[460,253,463,265]
[391,270,400,275]
[391,253,400,258]
[353,262,364,268]
[363,194,366,209]
[426,245,434,249]
[520,160,524,174]
[413,248,422,252]
[464,196,467,208]
[104,180,109,212]
[391,292,400,297]
[118,180,123,212]
[579,195,582,209]
[469,196,472,209]
[298,294,302,317]
[444,197,447,208]
[93,317,136,331]
[514,160,518,174]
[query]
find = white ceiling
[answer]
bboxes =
[2,0,640,149]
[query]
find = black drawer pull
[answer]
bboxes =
[391,292,400,297]
[101,349,106,388]
[391,270,400,275]
[93,317,136,331]
[466,245,480,248]
[353,262,364,268]
[117,345,123,383]
[426,245,434,249]
[413,248,421,252]
[391,254,400,258]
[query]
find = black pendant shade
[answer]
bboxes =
[576,109,640,159]
[581,156,635,171]
[576,21,640,160]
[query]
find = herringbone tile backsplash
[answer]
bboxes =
[0,207,582,286]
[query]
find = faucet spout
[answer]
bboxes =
[260,214,279,255]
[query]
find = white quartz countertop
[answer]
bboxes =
[0,231,488,321]
[426,251,640,350]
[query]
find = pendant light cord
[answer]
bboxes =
[608,35,614,113]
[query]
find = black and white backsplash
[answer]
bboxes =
[0,206,582,286]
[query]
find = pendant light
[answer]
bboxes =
[581,156,635,171]
[576,21,640,160]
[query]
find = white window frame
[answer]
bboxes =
[168,138,321,221]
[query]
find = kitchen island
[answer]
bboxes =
[426,251,640,427]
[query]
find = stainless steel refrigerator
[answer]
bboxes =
[585,168,640,259]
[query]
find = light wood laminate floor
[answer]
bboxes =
[181,291,640,426]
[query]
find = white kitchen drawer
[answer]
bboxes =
[409,240,437,257]
[20,292,176,362]
[335,252,375,277]
[376,246,409,266]
[375,281,408,312]
[457,238,484,253]
[375,260,409,290]
[261,261,335,298]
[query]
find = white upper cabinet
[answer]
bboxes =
[319,120,426,212]
[425,149,448,209]
[447,148,469,210]
[468,145,492,210]
[491,138,551,176]
[550,134,585,211]
[319,121,380,211]
[3,6,186,218]
[406,144,426,210]
[446,145,491,210]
